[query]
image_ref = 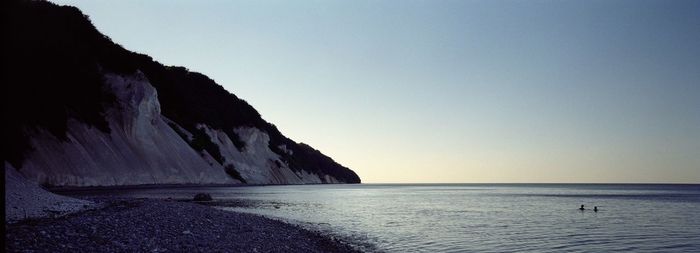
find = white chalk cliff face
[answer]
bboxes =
[199,126,333,184]
[17,71,343,186]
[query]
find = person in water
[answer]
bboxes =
[579,204,585,211]
[594,206,598,212]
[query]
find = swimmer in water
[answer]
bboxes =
[594,206,598,212]
[579,204,585,211]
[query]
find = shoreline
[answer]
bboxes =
[5,198,361,253]
[48,182,698,193]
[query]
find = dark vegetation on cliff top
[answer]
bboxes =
[1,0,360,183]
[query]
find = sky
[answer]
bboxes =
[51,0,700,183]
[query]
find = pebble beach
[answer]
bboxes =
[5,198,360,253]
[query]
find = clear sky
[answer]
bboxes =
[52,0,699,183]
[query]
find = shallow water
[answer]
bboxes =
[65,184,700,252]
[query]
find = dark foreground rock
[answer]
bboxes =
[5,199,360,253]
[193,193,213,201]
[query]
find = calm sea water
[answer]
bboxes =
[65,184,700,252]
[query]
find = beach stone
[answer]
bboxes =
[193,193,213,201]
[6,199,360,253]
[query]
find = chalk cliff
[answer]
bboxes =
[2,0,360,187]
[18,72,237,186]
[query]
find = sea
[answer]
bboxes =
[65,184,700,252]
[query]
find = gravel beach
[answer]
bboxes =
[5,198,360,253]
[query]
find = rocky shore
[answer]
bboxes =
[5,198,360,253]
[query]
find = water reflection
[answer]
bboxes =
[63,184,700,252]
